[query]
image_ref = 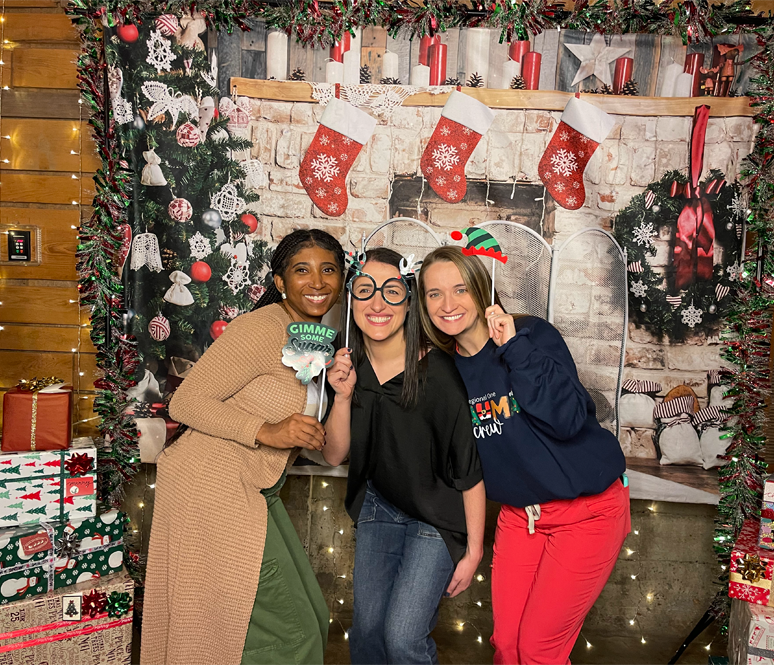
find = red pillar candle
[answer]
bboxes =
[522,51,541,90]
[683,52,704,97]
[613,56,633,95]
[419,34,440,66]
[508,40,530,66]
[428,43,447,86]
[330,40,345,63]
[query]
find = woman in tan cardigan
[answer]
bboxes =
[141,229,346,665]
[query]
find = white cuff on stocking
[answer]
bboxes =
[441,90,495,136]
[561,96,615,145]
[320,97,377,145]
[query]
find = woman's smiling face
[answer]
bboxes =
[351,260,408,343]
[421,260,480,338]
[275,245,343,322]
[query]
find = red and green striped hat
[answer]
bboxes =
[450,227,508,264]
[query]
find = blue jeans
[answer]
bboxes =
[349,485,455,665]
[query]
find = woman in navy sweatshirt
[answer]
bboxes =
[417,245,629,665]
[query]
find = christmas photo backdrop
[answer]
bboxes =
[68,0,773,640]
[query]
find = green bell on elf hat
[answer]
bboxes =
[451,227,508,264]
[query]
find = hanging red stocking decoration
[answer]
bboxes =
[538,96,615,210]
[670,105,722,291]
[420,90,494,203]
[299,96,376,217]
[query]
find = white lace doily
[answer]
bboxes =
[223,259,251,294]
[210,183,246,222]
[310,83,455,119]
[146,30,175,74]
[240,159,267,191]
[112,96,134,125]
[130,232,163,273]
[188,231,213,260]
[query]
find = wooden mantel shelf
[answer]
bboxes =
[231,78,754,117]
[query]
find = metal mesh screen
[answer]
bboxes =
[549,229,627,436]
[364,217,442,261]
[479,221,552,319]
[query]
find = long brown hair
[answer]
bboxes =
[344,247,427,409]
[416,246,503,355]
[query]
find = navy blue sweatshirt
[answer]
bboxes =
[454,316,626,508]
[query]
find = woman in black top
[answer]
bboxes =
[324,248,485,665]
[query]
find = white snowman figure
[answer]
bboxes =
[80,534,110,550]
[54,557,77,575]
[0,534,11,551]
[1,576,38,598]
[108,550,123,569]
[76,571,100,584]
[99,511,118,525]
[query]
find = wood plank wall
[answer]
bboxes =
[0,0,99,438]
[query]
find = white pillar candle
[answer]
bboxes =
[265,30,288,81]
[326,60,344,84]
[500,59,520,89]
[343,49,360,84]
[465,27,491,88]
[674,72,694,97]
[411,64,430,87]
[659,62,684,97]
[382,51,399,80]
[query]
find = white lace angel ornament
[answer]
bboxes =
[141,149,167,186]
[130,232,163,273]
[177,11,206,50]
[164,270,195,306]
[220,242,251,295]
[107,66,133,125]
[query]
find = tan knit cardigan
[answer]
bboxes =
[140,304,307,665]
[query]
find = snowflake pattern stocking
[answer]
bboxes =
[299,97,376,217]
[538,96,615,211]
[420,90,494,203]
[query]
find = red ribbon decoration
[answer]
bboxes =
[672,105,717,291]
[63,453,94,478]
[82,590,107,619]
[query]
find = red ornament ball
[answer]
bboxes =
[213,108,219,119]
[168,197,193,222]
[190,261,212,282]
[116,23,139,43]
[210,320,228,340]
[240,213,258,234]
[148,314,171,341]
[176,122,201,148]
[155,14,179,36]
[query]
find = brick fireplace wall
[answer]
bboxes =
[243,97,756,459]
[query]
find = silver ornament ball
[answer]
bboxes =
[133,115,145,131]
[202,209,222,229]
[652,204,660,213]
[640,303,647,312]
[726,222,734,231]
[709,304,717,314]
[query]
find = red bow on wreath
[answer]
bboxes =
[64,453,94,477]
[671,105,724,291]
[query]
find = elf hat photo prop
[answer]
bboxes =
[451,227,509,264]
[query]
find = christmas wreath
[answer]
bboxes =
[613,106,743,341]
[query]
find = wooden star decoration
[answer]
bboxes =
[565,33,630,88]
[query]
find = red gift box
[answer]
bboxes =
[1,380,72,452]
[730,519,774,606]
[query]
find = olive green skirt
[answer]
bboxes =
[241,476,329,665]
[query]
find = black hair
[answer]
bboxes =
[344,247,428,409]
[253,228,346,310]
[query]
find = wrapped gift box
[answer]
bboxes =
[731,519,774,606]
[0,509,124,605]
[729,598,774,664]
[1,381,72,452]
[0,570,132,664]
[0,447,96,528]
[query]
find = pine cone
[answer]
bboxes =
[621,79,638,96]
[466,72,484,88]
[290,67,306,81]
[360,64,372,84]
[443,77,462,86]
[510,75,526,90]
[597,83,614,95]
[161,248,178,270]
[380,77,401,85]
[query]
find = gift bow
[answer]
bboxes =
[671,105,717,291]
[17,377,65,392]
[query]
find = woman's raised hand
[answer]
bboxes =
[257,414,326,451]
[485,305,516,347]
[328,348,357,401]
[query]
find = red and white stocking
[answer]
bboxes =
[420,90,494,203]
[538,96,615,211]
[299,97,376,217]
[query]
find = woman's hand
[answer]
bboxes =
[257,414,325,451]
[485,305,516,347]
[445,548,483,598]
[328,348,357,401]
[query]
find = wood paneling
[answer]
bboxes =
[2,89,83,119]
[231,78,756,116]
[12,48,78,89]
[0,324,95,353]
[5,14,78,43]
[0,207,79,280]
[0,119,99,172]
[0,285,80,324]
[0,350,97,389]
[0,173,94,205]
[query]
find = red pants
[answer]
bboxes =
[491,480,630,665]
